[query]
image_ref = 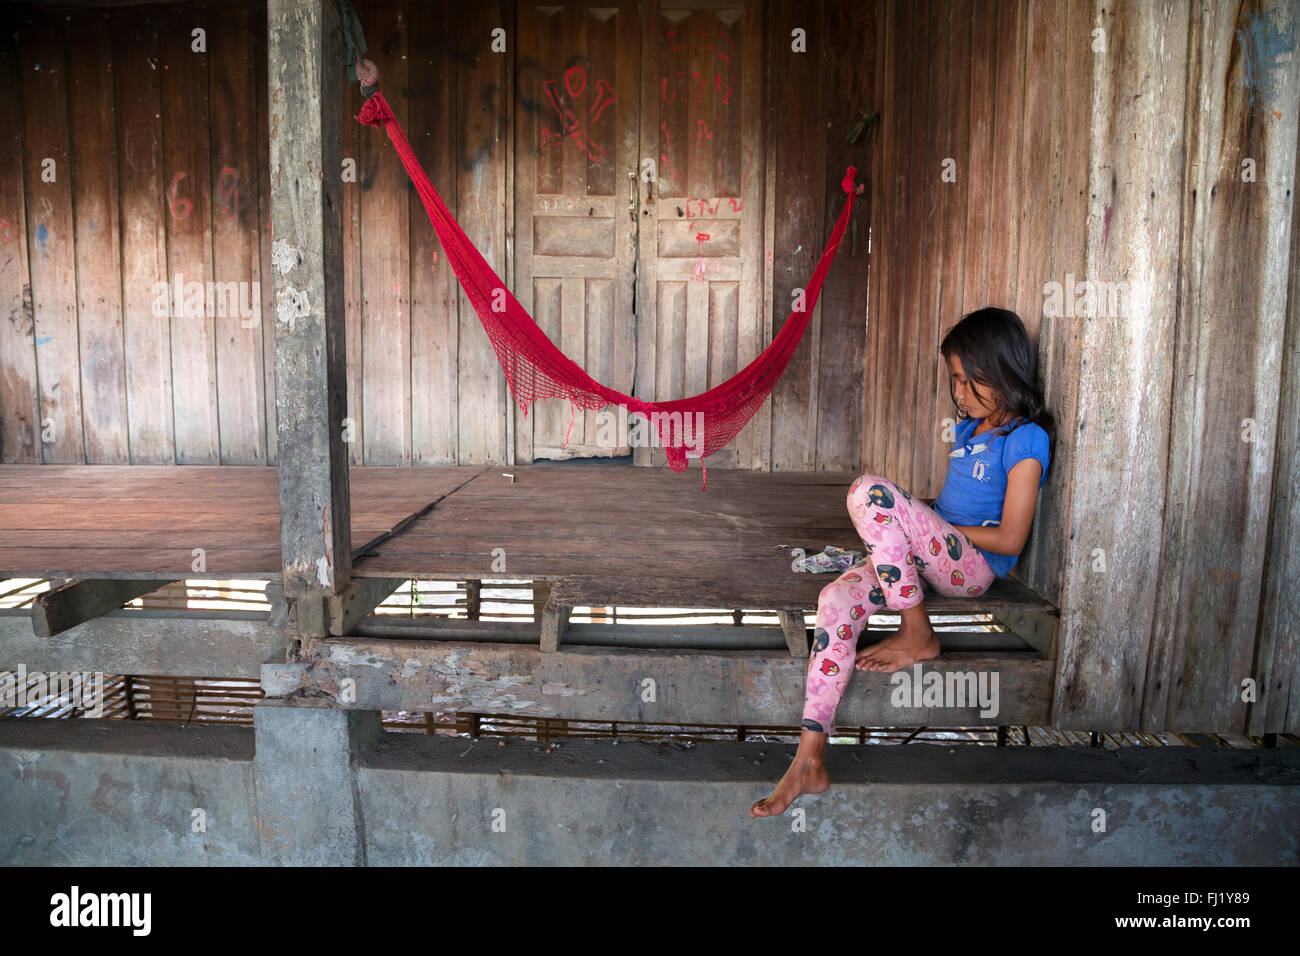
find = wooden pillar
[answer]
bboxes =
[267,0,350,646]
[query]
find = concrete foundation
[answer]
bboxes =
[2,713,1296,865]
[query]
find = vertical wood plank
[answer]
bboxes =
[160,6,219,464]
[255,0,278,464]
[1013,0,1065,346]
[1018,0,1092,605]
[888,0,930,487]
[1147,0,1299,732]
[1051,0,1188,729]
[209,5,266,464]
[360,0,412,465]
[0,25,39,463]
[1254,96,1300,734]
[769,0,826,472]
[115,10,175,464]
[815,0,875,472]
[919,0,973,493]
[456,0,509,464]
[18,13,85,463]
[68,11,130,464]
[863,0,898,475]
[986,0,1025,311]
[960,0,996,317]
[409,0,458,465]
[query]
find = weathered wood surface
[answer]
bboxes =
[32,578,176,638]
[0,28,38,464]
[0,610,281,679]
[16,13,82,464]
[1052,1,1189,729]
[360,0,412,466]
[328,577,405,636]
[114,9,176,465]
[455,1,510,465]
[634,0,766,470]
[68,12,130,465]
[861,0,1081,617]
[350,462,1056,619]
[1255,78,1300,735]
[268,0,352,640]
[267,639,1054,725]
[2,0,875,473]
[514,2,638,463]
[408,0,459,465]
[1149,0,1300,734]
[161,4,220,464]
[769,0,830,473]
[0,465,476,577]
[1019,0,1090,611]
[209,6,268,465]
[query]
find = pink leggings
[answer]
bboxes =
[800,474,996,735]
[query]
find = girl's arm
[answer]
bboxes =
[950,459,1042,556]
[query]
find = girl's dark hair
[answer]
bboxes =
[939,307,1056,458]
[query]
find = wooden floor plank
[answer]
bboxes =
[0,465,482,577]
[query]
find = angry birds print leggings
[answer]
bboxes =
[801,474,996,735]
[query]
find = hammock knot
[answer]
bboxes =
[841,165,859,194]
[356,58,380,89]
[357,91,394,127]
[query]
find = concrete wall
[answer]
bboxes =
[2,715,1297,866]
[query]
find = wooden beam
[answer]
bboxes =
[776,610,807,658]
[31,579,174,638]
[264,640,1055,726]
[267,0,351,641]
[989,608,1059,659]
[328,578,405,636]
[0,610,282,678]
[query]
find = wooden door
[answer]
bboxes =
[633,0,764,469]
[514,1,641,462]
[514,0,764,467]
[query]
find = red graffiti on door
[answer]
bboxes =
[539,66,617,163]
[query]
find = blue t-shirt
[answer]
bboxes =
[932,416,1050,577]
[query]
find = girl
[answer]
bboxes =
[751,307,1056,818]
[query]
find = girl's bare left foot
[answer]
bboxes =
[750,759,831,818]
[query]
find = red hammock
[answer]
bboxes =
[357,90,858,488]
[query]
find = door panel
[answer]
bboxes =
[515,1,640,461]
[635,0,764,469]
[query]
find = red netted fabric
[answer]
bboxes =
[358,90,858,486]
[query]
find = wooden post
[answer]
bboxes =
[465,579,482,621]
[267,0,350,647]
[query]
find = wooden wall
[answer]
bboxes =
[861,0,1087,609]
[865,0,1300,732]
[1,1,274,465]
[0,0,872,471]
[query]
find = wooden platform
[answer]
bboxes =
[0,462,1055,628]
[0,465,484,578]
[351,463,1049,613]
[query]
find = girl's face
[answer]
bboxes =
[947,354,1003,423]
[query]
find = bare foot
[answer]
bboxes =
[855,611,940,673]
[750,759,831,818]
